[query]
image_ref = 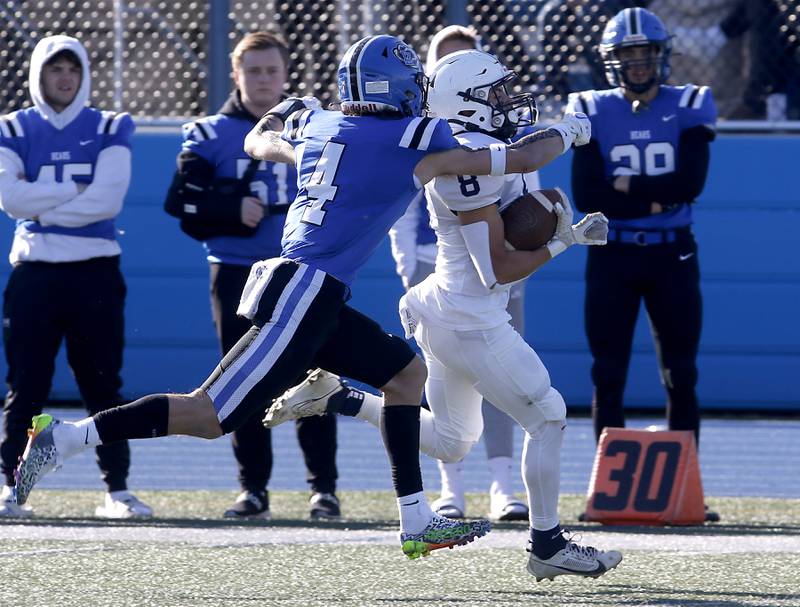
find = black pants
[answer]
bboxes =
[585,234,702,444]
[0,257,130,490]
[209,263,338,495]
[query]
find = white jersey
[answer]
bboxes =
[406,131,539,330]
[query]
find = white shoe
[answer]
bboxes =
[0,485,33,518]
[526,533,622,581]
[263,369,345,428]
[489,494,529,522]
[95,491,153,519]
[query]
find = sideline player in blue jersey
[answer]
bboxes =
[0,36,152,518]
[15,34,591,558]
[566,8,719,519]
[163,31,341,522]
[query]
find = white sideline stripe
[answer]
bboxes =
[1,525,798,554]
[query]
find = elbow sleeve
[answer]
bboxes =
[460,221,498,290]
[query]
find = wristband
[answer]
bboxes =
[546,239,568,258]
[547,123,574,155]
[489,143,506,176]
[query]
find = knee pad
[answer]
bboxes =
[432,434,475,464]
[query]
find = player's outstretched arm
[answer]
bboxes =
[414,113,591,185]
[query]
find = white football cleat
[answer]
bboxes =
[95,491,154,519]
[263,369,345,428]
[526,534,622,582]
[0,484,33,518]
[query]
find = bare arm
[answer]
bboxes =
[244,115,296,165]
[414,128,565,186]
[458,203,553,287]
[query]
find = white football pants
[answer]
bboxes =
[414,319,566,530]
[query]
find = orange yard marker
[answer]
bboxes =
[584,428,705,525]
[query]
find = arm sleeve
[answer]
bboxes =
[571,140,653,218]
[388,192,423,280]
[627,126,713,205]
[0,147,78,218]
[37,145,131,227]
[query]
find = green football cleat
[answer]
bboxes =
[400,514,491,559]
[14,414,62,505]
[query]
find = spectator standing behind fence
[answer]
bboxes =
[533,0,642,116]
[163,31,341,521]
[0,35,151,519]
[708,0,800,120]
[648,0,746,120]
[386,24,529,522]
[565,8,720,521]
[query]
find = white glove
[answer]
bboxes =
[549,112,591,154]
[547,202,608,258]
[572,212,609,245]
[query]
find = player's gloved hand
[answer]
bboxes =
[572,212,609,245]
[548,112,591,154]
[546,200,575,258]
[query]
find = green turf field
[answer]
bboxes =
[2,490,799,607]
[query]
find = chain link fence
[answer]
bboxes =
[2,0,799,122]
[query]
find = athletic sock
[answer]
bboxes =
[353,391,383,425]
[488,455,515,498]
[398,490,434,535]
[52,418,99,460]
[530,524,568,559]
[93,394,170,444]
[380,405,424,498]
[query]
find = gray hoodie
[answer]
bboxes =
[29,35,92,130]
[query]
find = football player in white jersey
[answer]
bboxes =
[264,50,623,581]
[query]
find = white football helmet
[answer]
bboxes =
[427,50,537,139]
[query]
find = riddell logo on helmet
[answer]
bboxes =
[344,102,387,115]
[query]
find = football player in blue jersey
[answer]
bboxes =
[15,34,590,558]
[566,8,719,520]
[163,31,341,522]
[0,35,152,518]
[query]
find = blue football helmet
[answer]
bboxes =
[337,35,426,117]
[600,8,672,94]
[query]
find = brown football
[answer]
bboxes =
[499,188,562,251]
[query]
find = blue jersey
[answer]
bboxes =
[182,108,298,265]
[280,110,458,285]
[0,107,133,240]
[568,84,717,230]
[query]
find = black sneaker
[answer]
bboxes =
[224,490,271,519]
[309,492,341,520]
[704,505,720,523]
